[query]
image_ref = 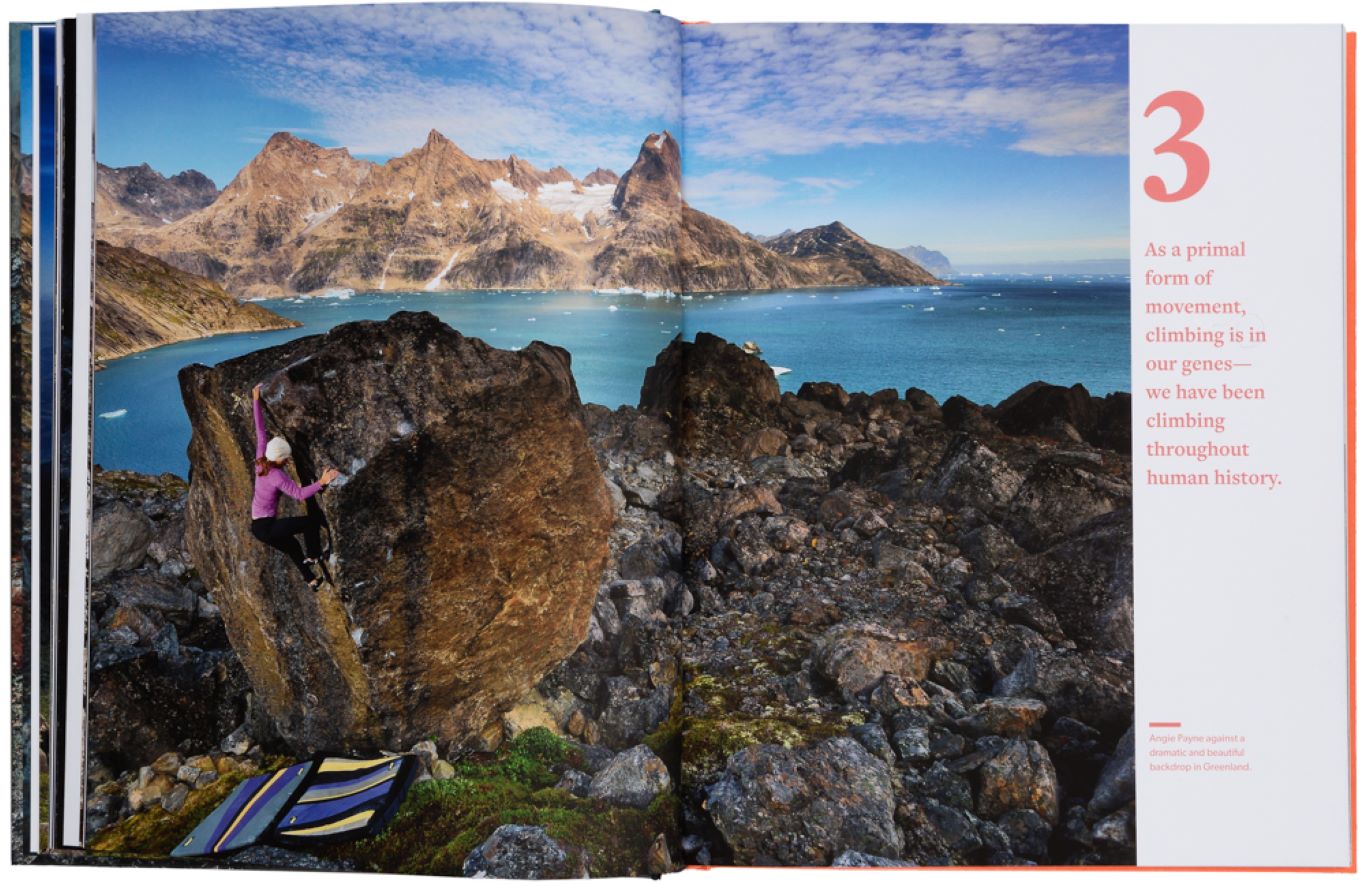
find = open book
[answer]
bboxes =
[9,2,1354,875]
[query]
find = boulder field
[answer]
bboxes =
[86,317,1133,870]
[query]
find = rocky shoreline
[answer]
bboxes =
[82,317,1133,871]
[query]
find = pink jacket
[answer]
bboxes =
[251,398,321,519]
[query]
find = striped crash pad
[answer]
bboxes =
[172,755,418,857]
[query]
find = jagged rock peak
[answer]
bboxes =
[612,131,681,215]
[583,167,619,186]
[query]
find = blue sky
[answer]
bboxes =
[95,3,682,185]
[94,7,1127,267]
[682,23,1129,265]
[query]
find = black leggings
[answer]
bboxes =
[251,512,323,580]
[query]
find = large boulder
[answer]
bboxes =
[991,381,1131,454]
[90,500,155,581]
[179,312,614,752]
[461,824,572,879]
[587,745,672,808]
[813,623,945,697]
[639,332,780,455]
[705,737,902,865]
[917,437,1023,514]
[976,739,1060,824]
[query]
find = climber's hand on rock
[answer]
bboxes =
[252,384,262,401]
[321,467,341,486]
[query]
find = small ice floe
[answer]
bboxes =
[489,327,497,332]
[978,306,987,311]
[771,366,792,377]
[527,317,537,322]
[99,409,127,420]
[997,328,1006,333]
[608,305,619,312]
[922,306,935,312]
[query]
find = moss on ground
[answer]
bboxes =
[82,730,679,875]
[87,764,266,857]
[331,728,678,876]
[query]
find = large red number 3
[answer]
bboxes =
[1143,91,1210,203]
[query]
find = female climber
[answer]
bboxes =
[250,383,340,590]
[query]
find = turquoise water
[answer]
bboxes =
[92,277,1129,477]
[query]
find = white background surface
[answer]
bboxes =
[2,0,1361,884]
[1129,24,1348,866]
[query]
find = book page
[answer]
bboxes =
[77,2,689,873]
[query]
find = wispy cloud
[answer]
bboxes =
[684,169,786,209]
[793,176,860,202]
[97,2,681,173]
[684,170,863,210]
[682,23,1127,162]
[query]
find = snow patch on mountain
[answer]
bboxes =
[490,179,528,202]
[536,181,615,220]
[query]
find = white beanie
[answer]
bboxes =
[265,437,292,462]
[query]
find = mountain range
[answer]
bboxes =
[96,130,942,298]
[894,244,954,277]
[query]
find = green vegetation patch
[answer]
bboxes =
[332,728,677,877]
[86,761,278,857]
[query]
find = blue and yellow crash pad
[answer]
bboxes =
[171,754,418,857]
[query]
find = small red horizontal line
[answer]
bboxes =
[1149,721,1183,728]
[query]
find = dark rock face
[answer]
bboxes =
[991,381,1132,454]
[639,332,780,455]
[85,471,254,778]
[706,738,902,865]
[179,311,613,752]
[88,645,250,774]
